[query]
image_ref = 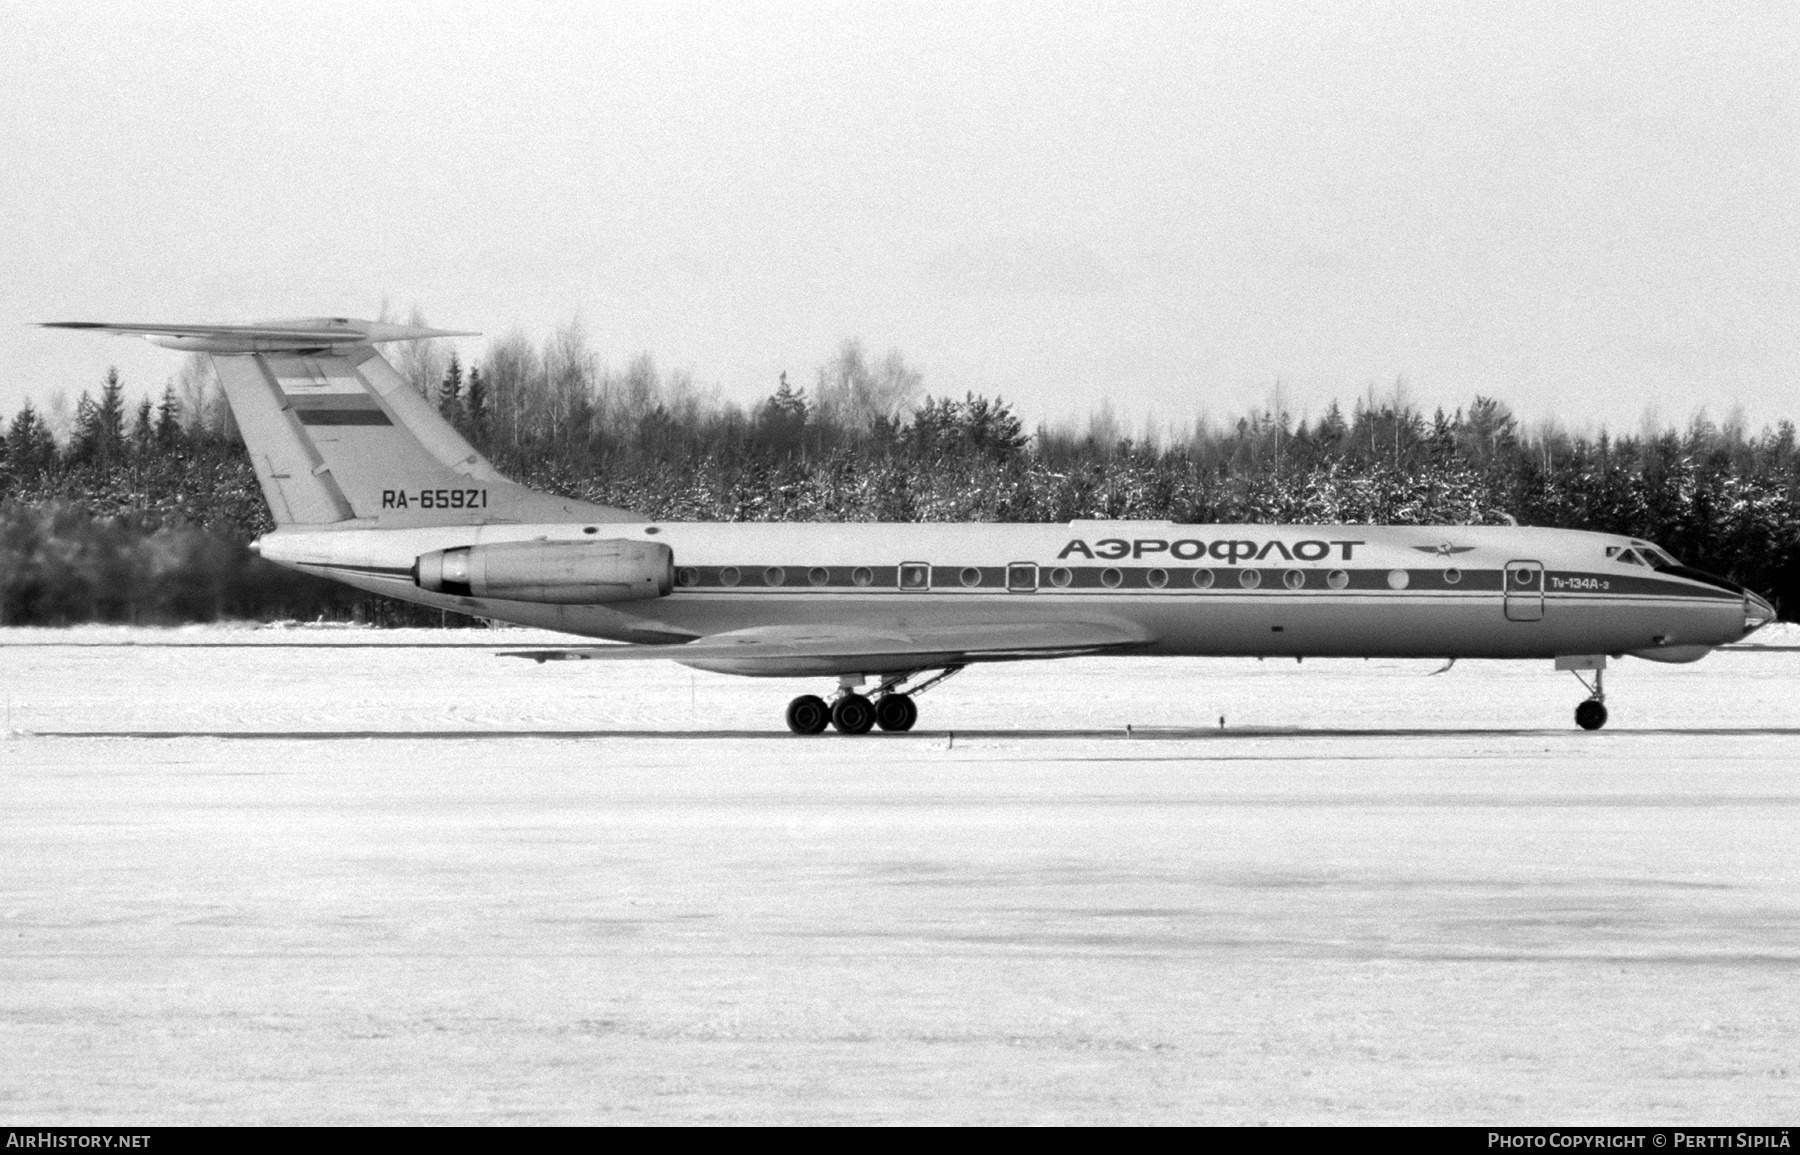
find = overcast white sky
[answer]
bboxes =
[3,0,1795,436]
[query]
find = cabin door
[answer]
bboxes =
[1503,560,1545,622]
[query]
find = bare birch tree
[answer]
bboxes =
[812,340,923,433]
[389,306,450,400]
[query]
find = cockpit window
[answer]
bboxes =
[1615,543,1680,568]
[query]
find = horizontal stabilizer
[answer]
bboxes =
[39,318,475,354]
[503,620,1148,676]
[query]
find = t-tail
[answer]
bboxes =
[40,318,639,528]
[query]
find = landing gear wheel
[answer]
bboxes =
[831,693,876,735]
[786,694,830,735]
[875,693,918,732]
[1575,700,1608,731]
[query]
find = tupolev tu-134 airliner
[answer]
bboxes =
[47,317,1777,733]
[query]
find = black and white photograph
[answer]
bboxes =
[2,0,1797,1129]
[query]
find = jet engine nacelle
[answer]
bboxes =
[414,539,673,604]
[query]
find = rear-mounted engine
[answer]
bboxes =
[414,539,673,604]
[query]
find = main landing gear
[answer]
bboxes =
[785,667,962,735]
[784,691,886,735]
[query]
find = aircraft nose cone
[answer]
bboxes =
[1744,592,1777,634]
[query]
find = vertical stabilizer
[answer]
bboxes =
[217,347,640,527]
[44,317,645,528]
[211,354,358,525]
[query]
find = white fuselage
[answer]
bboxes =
[257,519,1764,672]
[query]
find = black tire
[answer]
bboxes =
[831,693,876,735]
[1575,700,1608,731]
[875,693,917,732]
[786,694,830,735]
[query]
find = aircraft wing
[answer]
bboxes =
[502,620,1148,676]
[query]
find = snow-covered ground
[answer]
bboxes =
[3,625,1799,1123]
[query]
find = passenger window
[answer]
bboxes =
[1007,563,1038,591]
[898,562,930,590]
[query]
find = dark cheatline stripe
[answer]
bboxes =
[296,409,392,426]
[317,562,414,578]
[663,565,1739,601]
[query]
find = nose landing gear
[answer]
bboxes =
[1567,662,1608,730]
[1575,698,1608,730]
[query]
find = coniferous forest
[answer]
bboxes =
[2,326,1796,625]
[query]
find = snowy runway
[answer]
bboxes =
[4,627,1799,1123]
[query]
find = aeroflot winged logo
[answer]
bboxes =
[1058,537,1367,564]
[1413,542,1477,557]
